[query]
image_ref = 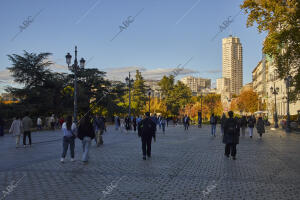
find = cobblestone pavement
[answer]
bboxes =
[0,125,300,200]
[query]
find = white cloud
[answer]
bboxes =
[0,69,13,82]
[104,66,197,81]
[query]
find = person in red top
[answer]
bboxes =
[59,117,65,128]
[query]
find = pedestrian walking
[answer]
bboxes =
[0,116,4,136]
[240,115,247,136]
[9,116,23,148]
[256,116,265,138]
[183,115,190,131]
[248,115,256,138]
[77,115,95,163]
[223,111,240,160]
[22,112,33,147]
[50,114,55,130]
[220,113,226,136]
[160,117,166,134]
[60,116,76,163]
[93,114,105,146]
[138,112,156,160]
[210,113,217,136]
[133,117,137,132]
[115,116,120,130]
[125,116,131,131]
[37,117,42,130]
[198,113,202,128]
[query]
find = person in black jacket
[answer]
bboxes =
[240,116,247,136]
[223,111,240,160]
[138,112,156,160]
[77,115,95,163]
[248,115,256,138]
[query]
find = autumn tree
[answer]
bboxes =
[241,0,300,99]
[235,89,259,113]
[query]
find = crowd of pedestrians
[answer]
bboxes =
[2,109,268,164]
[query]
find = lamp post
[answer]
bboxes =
[270,84,279,128]
[284,75,292,132]
[65,46,85,124]
[148,89,151,113]
[125,72,134,117]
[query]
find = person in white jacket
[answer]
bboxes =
[9,116,23,148]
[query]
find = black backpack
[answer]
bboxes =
[141,118,155,136]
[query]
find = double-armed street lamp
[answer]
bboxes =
[125,72,134,117]
[270,84,279,128]
[284,75,292,133]
[65,46,85,124]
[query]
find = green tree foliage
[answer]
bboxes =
[131,70,147,115]
[241,0,300,99]
[6,51,68,115]
[158,76,192,116]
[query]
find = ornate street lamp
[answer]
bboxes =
[65,46,85,124]
[270,85,279,128]
[284,75,292,132]
[125,72,134,117]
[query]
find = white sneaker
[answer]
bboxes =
[70,158,75,162]
[60,158,64,163]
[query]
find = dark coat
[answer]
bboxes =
[247,117,256,128]
[138,117,156,138]
[256,118,265,134]
[223,117,240,144]
[240,116,247,127]
[77,121,95,140]
[220,115,226,128]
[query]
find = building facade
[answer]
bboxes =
[222,35,243,95]
[180,76,211,96]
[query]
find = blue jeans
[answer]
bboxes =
[62,136,75,158]
[249,127,253,137]
[211,124,216,135]
[82,137,91,162]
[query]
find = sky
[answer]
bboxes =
[0,0,267,93]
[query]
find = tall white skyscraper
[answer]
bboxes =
[222,35,243,95]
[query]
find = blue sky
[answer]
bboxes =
[0,0,267,92]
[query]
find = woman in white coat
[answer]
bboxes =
[9,116,23,148]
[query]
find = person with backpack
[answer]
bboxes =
[9,115,23,148]
[240,116,247,136]
[22,112,33,147]
[256,116,265,138]
[77,115,95,163]
[220,113,226,136]
[61,116,76,163]
[183,115,190,131]
[160,117,166,134]
[248,115,256,138]
[210,113,217,136]
[133,117,137,132]
[223,111,240,160]
[138,112,156,160]
[93,114,105,146]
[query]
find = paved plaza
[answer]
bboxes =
[0,125,300,200]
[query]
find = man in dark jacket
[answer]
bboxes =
[240,116,247,136]
[223,111,240,160]
[210,113,217,136]
[138,112,156,160]
[78,115,95,163]
[183,115,190,131]
[93,114,105,146]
